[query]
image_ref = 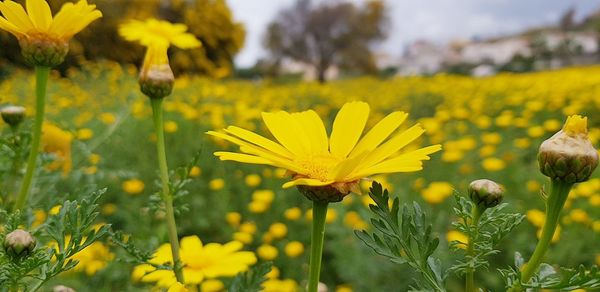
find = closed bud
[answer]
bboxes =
[1,105,26,128]
[53,285,76,292]
[139,45,174,99]
[19,34,69,67]
[538,115,599,184]
[468,179,503,208]
[4,229,36,258]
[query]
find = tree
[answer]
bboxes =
[264,0,389,82]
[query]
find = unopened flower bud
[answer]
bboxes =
[468,179,503,208]
[538,115,599,184]
[1,105,26,128]
[139,64,174,99]
[19,34,69,67]
[139,45,174,99]
[53,285,76,292]
[4,229,36,258]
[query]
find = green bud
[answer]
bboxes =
[0,105,26,128]
[4,229,36,258]
[19,34,69,67]
[139,64,174,99]
[468,179,503,208]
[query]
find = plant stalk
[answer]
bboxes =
[151,98,184,283]
[519,180,572,283]
[307,200,328,292]
[466,205,483,292]
[14,66,50,211]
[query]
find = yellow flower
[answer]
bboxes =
[164,120,178,133]
[526,209,545,228]
[446,230,468,249]
[119,18,200,50]
[252,190,275,204]
[481,157,506,171]
[132,236,256,287]
[0,0,102,66]
[189,166,202,177]
[122,178,145,195]
[257,244,278,260]
[119,19,200,98]
[208,101,441,198]
[76,128,94,140]
[245,174,262,187]
[284,207,302,221]
[563,115,587,136]
[201,279,225,292]
[421,182,454,204]
[225,212,242,227]
[284,241,304,258]
[167,282,188,292]
[263,278,298,292]
[209,178,225,190]
[268,223,288,239]
[41,123,73,175]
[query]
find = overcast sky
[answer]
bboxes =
[228,0,600,67]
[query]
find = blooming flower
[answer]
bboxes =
[132,236,256,287]
[119,19,200,99]
[0,0,102,66]
[208,101,441,200]
[41,123,73,174]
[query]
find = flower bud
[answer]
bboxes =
[19,35,69,67]
[468,179,503,208]
[1,105,26,128]
[139,45,174,99]
[538,115,599,184]
[4,229,36,258]
[53,285,76,292]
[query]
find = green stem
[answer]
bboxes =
[519,180,572,283]
[150,98,184,283]
[466,205,483,292]
[307,200,328,292]
[14,66,50,211]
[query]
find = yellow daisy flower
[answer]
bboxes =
[119,18,200,99]
[208,101,441,200]
[0,0,102,66]
[132,236,256,287]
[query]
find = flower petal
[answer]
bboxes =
[224,126,292,159]
[292,110,328,155]
[329,101,369,158]
[282,178,334,188]
[349,111,408,158]
[356,124,425,170]
[262,111,311,156]
[26,0,52,30]
[0,1,35,32]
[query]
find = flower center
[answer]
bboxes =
[295,154,341,181]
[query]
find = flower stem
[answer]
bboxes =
[308,200,328,292]
[14,66,50,211]
[466,205,483,292]
[519,180,572,283]
[150,98,184,283]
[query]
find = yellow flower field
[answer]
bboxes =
[0,62,599,291]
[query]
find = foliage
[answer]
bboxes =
[356,182,445,291]
[229,262,272,292]
[449,195,524,275]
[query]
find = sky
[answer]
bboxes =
[228,0,600,67]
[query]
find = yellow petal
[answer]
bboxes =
[357,124,425,170]
[351,160,423,179]
[26,0,52,31]
[0,1,35,32]
[262,111,311,156]
[349,111,408,158]
[282,178,334,188]
[207,131,307,174]
[0,16,25,36]
[214,152,274,165]
[329,101,370,158]
[328,152,368,181]
[224,126,292,159]
[292,110,328,155]
[182,268,204,285]
[180,235,203,251]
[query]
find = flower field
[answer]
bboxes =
[0,61,599,291]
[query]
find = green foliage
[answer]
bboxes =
[229,262,272,292]
[500,253,600,290]
[356,182,445,291]
[450,194,524,275]
[0,189,111,291]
